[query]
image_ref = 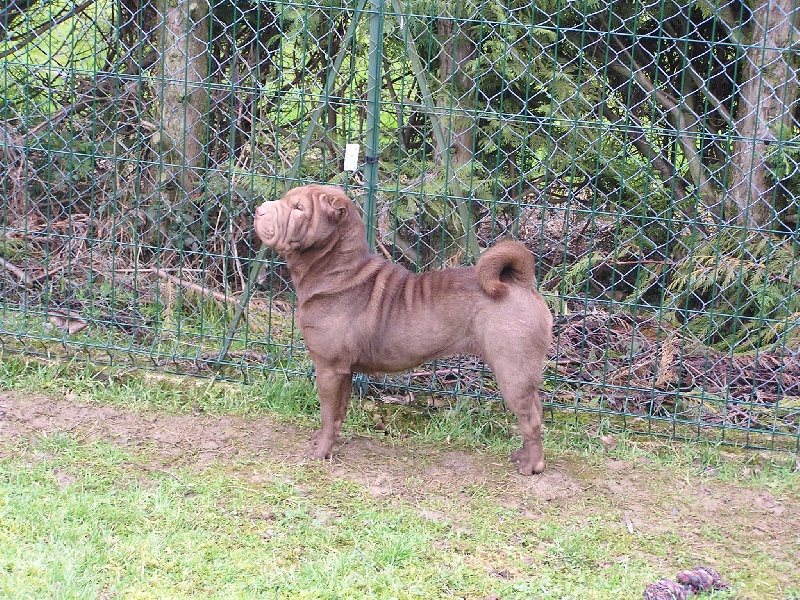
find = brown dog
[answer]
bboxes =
[254,185,553,474]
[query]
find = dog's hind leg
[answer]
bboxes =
[491,363,546,475]
[306,365,352,460]
[507,387,545,475]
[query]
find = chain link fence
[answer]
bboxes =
[2,0,800,451]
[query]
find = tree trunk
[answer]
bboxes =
[152,0,210,192]
[728,0,799,229]
[430,17,480,259]
[435,18,476,170]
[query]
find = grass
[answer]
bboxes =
[0,435,650,599]
[1,355,800,599]
[0,436,725,600]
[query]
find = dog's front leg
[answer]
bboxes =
[306,365,352,460]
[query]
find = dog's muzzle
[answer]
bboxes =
[254,202,277,243]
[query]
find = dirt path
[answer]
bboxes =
[0,390,581,503]
[1,389,799,589]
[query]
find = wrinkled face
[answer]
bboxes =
[254,185,350,253]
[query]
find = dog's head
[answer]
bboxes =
[254,185,353,253]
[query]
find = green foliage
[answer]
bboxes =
[0,236,27,260]
[762,137,800,221]
[667,232,800,351]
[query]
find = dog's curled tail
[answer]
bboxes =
[476,240,536,299]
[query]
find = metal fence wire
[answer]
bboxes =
[2,0,800,451]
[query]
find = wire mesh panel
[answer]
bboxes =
[2,0,799,451]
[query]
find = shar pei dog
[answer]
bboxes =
[254,184,553,474]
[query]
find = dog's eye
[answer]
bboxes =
[293,204,303,212]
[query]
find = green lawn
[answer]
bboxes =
[0,357,798,599]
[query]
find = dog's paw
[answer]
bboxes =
[517,460,546,475]
[304,444,331,460]
[305,433,334,460]
[510,448,545,475]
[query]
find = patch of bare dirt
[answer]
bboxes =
[0,390,591,505]
[0,391,305,465]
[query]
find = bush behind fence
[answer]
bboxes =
[2,0,800,450]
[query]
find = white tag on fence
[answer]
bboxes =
[344,143,360,171]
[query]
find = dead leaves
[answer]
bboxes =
[47,310,88,335]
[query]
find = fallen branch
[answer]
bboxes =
[0,257,31,287]
[377,242,393,261]
[114,267,203,273]
[27,254,85,285]
[153,269,232,304]
[197,350,270,364]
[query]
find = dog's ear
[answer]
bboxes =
[327,193,349,221]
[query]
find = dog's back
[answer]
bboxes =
[341,245,550,376]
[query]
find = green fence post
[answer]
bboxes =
[362,0,384,247]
